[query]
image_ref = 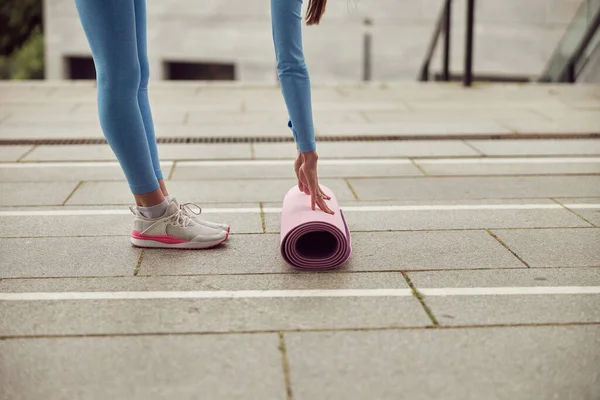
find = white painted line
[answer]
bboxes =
[0,289,413,301]
[1,157,599,169]
[0,204,599,217]
[179,159,413,166]
[420,286,600,296]
[1,286,599,301]
[417,157,600,165]
[0,161,173,168]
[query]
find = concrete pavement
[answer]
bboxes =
[0,81,599,400]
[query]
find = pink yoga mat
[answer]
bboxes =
[280,185,352,270]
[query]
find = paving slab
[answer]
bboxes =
[491,228,600,267]
[0,237,139,278]
[466,139,600,156]
[172,161,422,180]
[348,176,600,201]
[0,182,78,206]
[188,110,366,124]
[0,210,262,237]
[407,268,600,288]
[253,141,480,159]
[246,101,409,112]
[363,109,548,123]
[0,126,104,140]
[22,143,253,161]
[344,231,524,271]
[263,199,590,232]
[0,296,430,336]
[504,118,600,134]
[139,230,523,275]
[0,146,33,162]
[556,197,600,226]
[67,179,354,205]
[425,294,600,326]
[3,108,186,125]
[416,159,600,175]
[0,334,286,400]
[0,162,172,182]
[154,123,289,137]
[284,326,600,400]
[22,145,114,161]
[159,143,253,160]
[139,234,285,275]
[317,121,512,136]
[0,272,408,293]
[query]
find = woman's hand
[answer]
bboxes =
[294,151,334,214]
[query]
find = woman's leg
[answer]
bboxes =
[271,0,317,153]
[132,0,169,197]
[73,0,164,207]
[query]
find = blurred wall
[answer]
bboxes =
[43,0,584,82]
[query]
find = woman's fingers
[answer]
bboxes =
[317,196,334,214]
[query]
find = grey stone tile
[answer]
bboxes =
[317,121,512,136]
[555,197,600,226]
[139,234,285,275]
[0,334,286,400]
[0,146,33,162]
[263,199,590,232]
[157,123,288,138]
[23,144,253,161]
[491,228,600,267]
[0,162,172,182]
[159,143,253,160]
[0,297,430,336]
[0,182,78,206]
[0,272,408,293]
[187,110,365,124]
[348,176,600,201]
[407,268,600,288]
[67,179,354,205]
[417,159,600,176]
[466,139,600,156]
[23,145,115,161]
[343,231,524,271]
[172,161,422,180]
[285,326,600,400]
[0,215,129,238]
[253,141,479,159]
[139,230,523,275]
[0,211,262,237]
[0,126,104,140]
[504,118,600,134]
[0,237,139,278]
[426,294,600,326]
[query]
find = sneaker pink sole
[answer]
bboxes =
[130,230,229,250]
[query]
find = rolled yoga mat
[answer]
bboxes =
[280,185,352,270]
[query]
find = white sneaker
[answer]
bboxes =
[130,200,228,249]
[175,199,231,233]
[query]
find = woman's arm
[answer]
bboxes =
[271,0,316,153]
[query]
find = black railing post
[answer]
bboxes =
[442,0,452,81]
[464,0,475,87]
[363,18,373,82]
[420,62,430,81]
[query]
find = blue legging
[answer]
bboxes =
[74,0,317,195]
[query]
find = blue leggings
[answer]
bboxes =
[74,0,316,194]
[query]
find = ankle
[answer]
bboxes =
[138,199,169,219]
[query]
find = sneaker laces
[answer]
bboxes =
[169,208,193,228]
[181,202,203,217]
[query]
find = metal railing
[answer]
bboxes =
[539,0,600,82]
[419,0,476,87]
